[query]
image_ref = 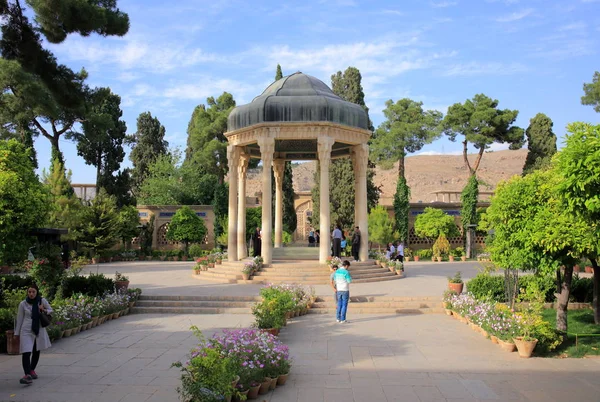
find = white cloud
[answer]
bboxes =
[558,22,587,32]
[442,62,528,76]
[379,9,404,16]
[495,8,534,22]
[431,1,458,8]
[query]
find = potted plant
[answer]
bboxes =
[252,300,284,336]
[404,247,412,262]
[114,271,130,292]
[394,262,404,276]
[196,257,209,271]
[455,247,467,261]
[242,262,255,280]
[447,271,463,294]
[207,254,216,268]
[4,288,27,355]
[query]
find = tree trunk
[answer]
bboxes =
[398,152,406,181]
[462,140,473,174]
[471,147,486,175]
[555,265,574,333]
[591,258,600,324]
[96,154,102,193]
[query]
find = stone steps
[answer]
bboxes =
[133,295,258,314]
[309,296,444,315]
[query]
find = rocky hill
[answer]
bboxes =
[246,149,527,204]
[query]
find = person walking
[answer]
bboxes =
[395,241,405,263]
[252,227,261,257]
[332,225,343,258]
[331,260,352,323]
[351,226,361,262]
[14,284,52,385]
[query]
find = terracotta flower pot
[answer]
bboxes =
[242,273,250,280]
[247,384,261,400]
[115,280,129,292]
[436,257,442,262]
[259,378,272,395]
[448,282,464,294]
[490,335,499,344]
[585,266,594,274]
[277,373,289,386]
[414,256,420,262]
[444,309,453,316]
[449,255,455,262]
[63,328,73,337]
[269,377,277,390]
[574,265,580,273]
[405,256,411,262]
[513,337,538,358]
[461,256,467,261]
[498,339,516,352]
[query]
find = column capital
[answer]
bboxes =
[318,136,334,163]
[227,145,241,168]
[257,135,275,166]
[238,152,250,176]
[273,159,285,183]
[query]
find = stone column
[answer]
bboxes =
[352,143,369,262]
[237,153,250,260]
[258,135,275,265]
[273,159,285,248]
[318,137,334,264]
[227,145,240,262]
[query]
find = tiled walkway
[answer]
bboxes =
[1,313,600,401]
[1,261,599,401]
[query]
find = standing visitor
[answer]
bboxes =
[331,260,352,323]
[252,227,261,257]
[395,241,405,263]
[14,284,52,385]
[315,230,320,245]
[351,226,361,262]
[332,225,343,257]
[308,229,315,247]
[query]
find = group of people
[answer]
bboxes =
[331,225,361,261]
[385,241,405,262]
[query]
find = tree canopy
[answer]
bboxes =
[166,206,207,255]
[523,113,557,175]
[581,71,600,113]
[371,98,442,179]
[443,93,524,176]
[368,205,395,248]
[414,207,459,241]
[0,139,49,264]
[129,111,168,192]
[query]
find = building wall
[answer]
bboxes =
[136,205,216,250]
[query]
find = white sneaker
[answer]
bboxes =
[336,319,341,323]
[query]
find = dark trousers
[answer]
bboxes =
[22,340,40,376]
[351,244,359,261]
[332,238,342,257]
[394,255,404,263]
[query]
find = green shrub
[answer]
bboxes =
[60,275,91,298]
[570,275,593,303]
[520,275,555,303]
[416,249,432,258]
[0,275,31,293]
[466,273,505,302]
[188,244,206,258]
[86,273,115,296]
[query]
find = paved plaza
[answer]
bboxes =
[1,261,599,402]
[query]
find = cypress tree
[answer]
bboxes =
[523,113,557,175]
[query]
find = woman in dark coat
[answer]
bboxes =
[252,227,261,257]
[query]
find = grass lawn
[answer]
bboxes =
[542,308,600,358]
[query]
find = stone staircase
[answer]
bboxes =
[131,295,444,315]
[308,296,444,314]
[132,295,260,314]
[195,259,402,285]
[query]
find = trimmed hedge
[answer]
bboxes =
[466,272,592,303]
[0,274,32,291]
[61,273,115,298]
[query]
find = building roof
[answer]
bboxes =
[227,72,369,132]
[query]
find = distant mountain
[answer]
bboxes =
[246,149,527,204]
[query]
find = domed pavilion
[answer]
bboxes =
[225,72,371,265]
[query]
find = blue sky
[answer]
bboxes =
[36,0,600,183]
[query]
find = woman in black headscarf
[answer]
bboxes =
[14,283,52,385]
[252,227,261,257]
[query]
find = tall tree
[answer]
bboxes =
[0,139,49,264]
[331,67,372,131]
[76,87,127,192]
[0,0,129,157]
[43,157,82,242]
[555,122,600,323]
[166,206,207,256]
[443,94,524,177]
[275,64,283,81]
[581,71,600,113]
[370,98,442,243]
[129,112,168,193]
[73,188,120,257]
[523,113,557,175]
[185,92,235,184]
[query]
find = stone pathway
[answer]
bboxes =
[1,312,600,402]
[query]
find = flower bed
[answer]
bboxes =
[174,327,292,400]
[252,284,315,331]
[444,291,562,356]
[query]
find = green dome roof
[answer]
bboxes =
[227,72,369,132]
